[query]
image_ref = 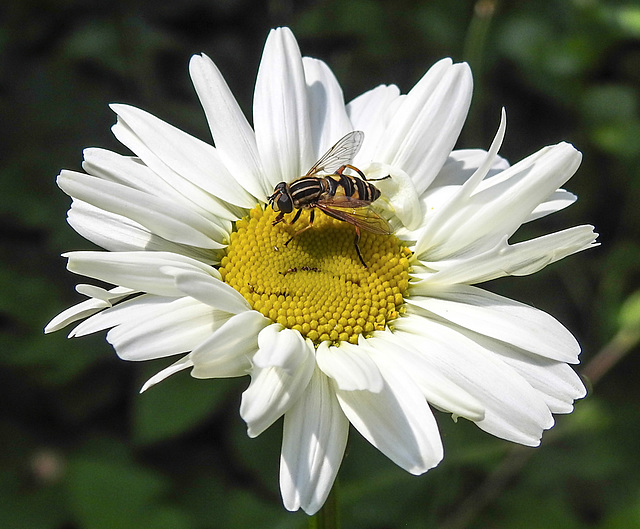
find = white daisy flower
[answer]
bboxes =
[45,27,598,515]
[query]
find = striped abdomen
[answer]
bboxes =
[290,174,381,208]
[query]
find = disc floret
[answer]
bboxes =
[219,206,410,345]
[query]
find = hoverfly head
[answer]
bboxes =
[269,182,293,213]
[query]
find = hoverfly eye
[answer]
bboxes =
[277,193,293,213]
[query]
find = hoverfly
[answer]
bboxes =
[268,131,391,267]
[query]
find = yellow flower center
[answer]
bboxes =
[219,205,410,345]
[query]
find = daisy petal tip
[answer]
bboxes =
[282,499,300,514]
[188,52,214,75]
[549,141,582,168]
[272,25,294,37]
[300,501,323,516]
[139,373,162,394]
[527,435,543,448]
[254,324,309,373]
[245,425,260,439]
[434,57,454,68]
[44,313,68,334]
[108,102,128,116]
[264,26,291,49]
[187,54,202,73]
[454,59,473,79]
[189,52,204,63]
[407,448,444,476]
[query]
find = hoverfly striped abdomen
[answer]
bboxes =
[321,165,383,203]
[267,131,391,267]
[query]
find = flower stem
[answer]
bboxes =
[462,0,499,146]
[309,481,340,529]
[463,0,498,78]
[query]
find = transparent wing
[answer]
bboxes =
[305,131,364,177]
[316,200,392,235]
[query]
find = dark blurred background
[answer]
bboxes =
[2,1,639,528]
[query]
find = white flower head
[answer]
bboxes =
[46,27,598,515]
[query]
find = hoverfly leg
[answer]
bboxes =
[336,163,367,180]
[285,209,314,246]
[353,225,367,268]
[368,174,391,182]
[290,208,303,225]
[336,163,390,183]
[272,211,286,226]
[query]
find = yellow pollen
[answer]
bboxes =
[219,205,410,345]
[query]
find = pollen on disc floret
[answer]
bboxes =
[219,205,410,345]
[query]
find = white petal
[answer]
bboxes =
[105,297,217,361]
[527,189,577,222]
[415,109,507,259]
[524,363,585,414]
[302,57,353,157]
[415,145,511,240]
[366,332,485,421]
[189,53,269,201]
[407,284,581,363]
[347,84,402,164]
[82,148,170,193]
[315,340,384,392]
[64,251,214,297]
[168,266,251,314]
[418,141,583,261]
[58,171,226,249]
[190,310,272,379]
[347,84,401,127]
[253,27,314,187]
[394,313,554,446]
[70,294,178,338]
[68,199,156,252]
[479,334,586,414]
[377,59,473,195]
[192,349,251,379]
[430,148,510,188]
[110,110,245,223]
[435,320,587,415]
[44,286,132,334]
[253,324,309,374]
[240,337,315,438]
[140,355,194,393]
[280,368,349,515]
[110,104,256,209]
[416,225,599,285]
[82,147,233,231]
[334,342,444,474]
[67,200,219,263]
[464,147,577,224]
[74,284,134,301]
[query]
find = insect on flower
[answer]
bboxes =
[268,131,391,267]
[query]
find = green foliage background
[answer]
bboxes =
[2,0,639,527]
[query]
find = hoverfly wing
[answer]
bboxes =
[316,200,392,235]
[305,131,364,177]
